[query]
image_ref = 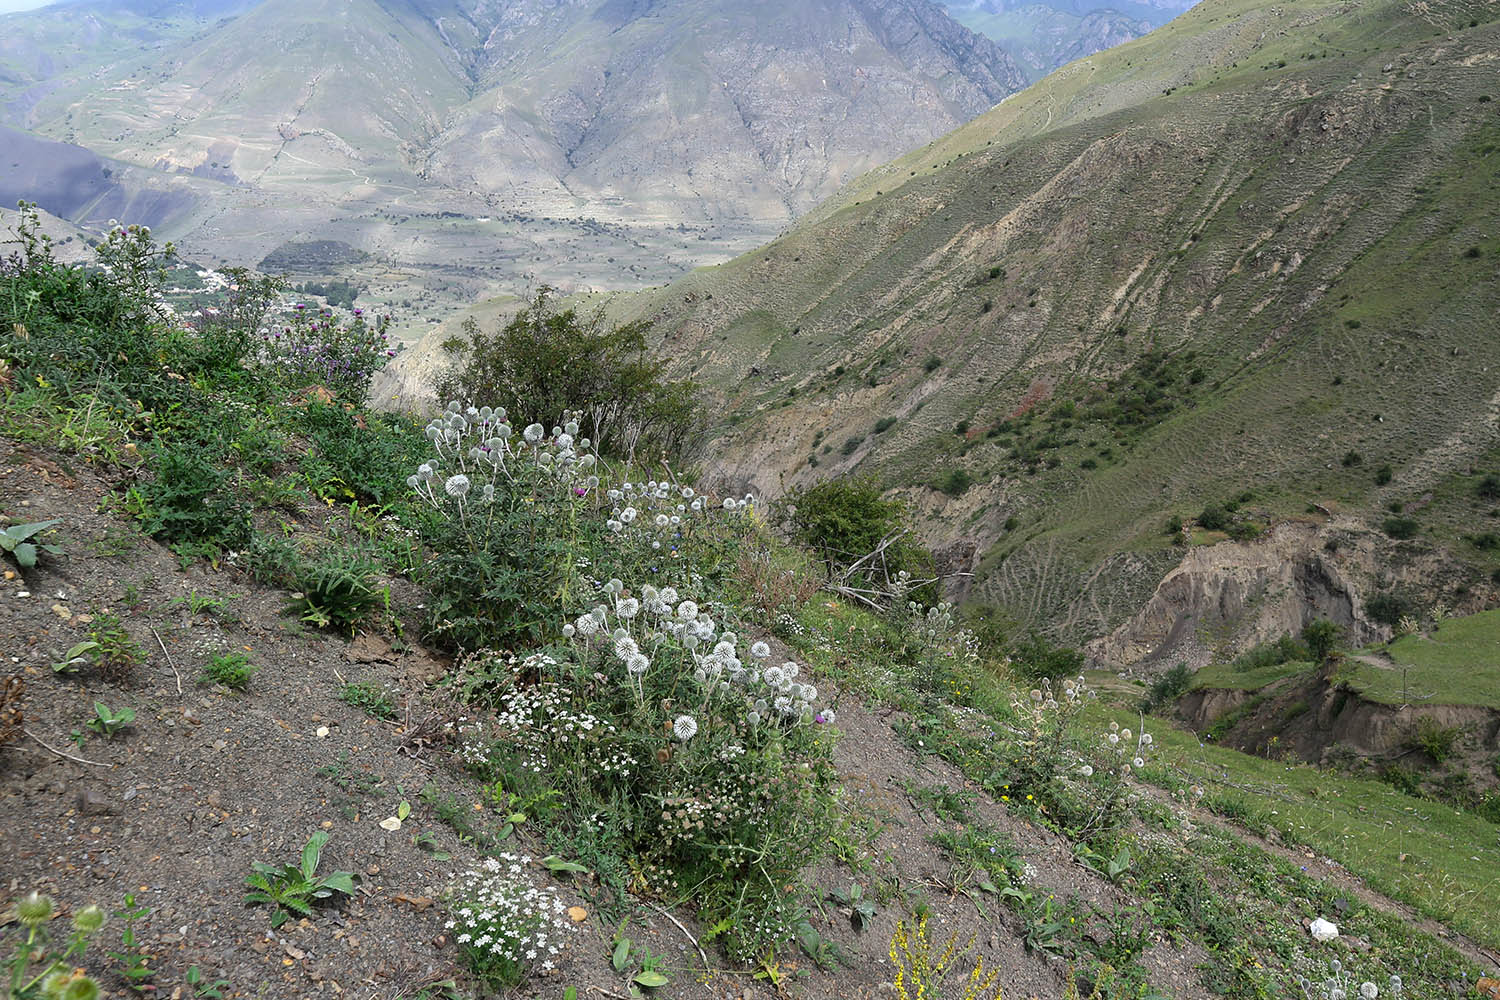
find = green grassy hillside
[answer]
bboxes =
[596,0,1500,645]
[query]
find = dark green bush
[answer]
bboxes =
[1479,474,1500,501]
[1406,716,1462,763]
[1140,662,1193,713]
[135,445,252,552]
[1365,592,1411,627]
[289,547,387,636]
[1374,464,1393,486]
[434,287,696,461]
[1382,516,1419,539]
[1301,619,1342,664]
[1008,634,1084,683]
[1198,505,1231,531]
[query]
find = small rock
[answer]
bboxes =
[316,726,331,739]
[77,789,114,816]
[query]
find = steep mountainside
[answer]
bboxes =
[0,0,1022,292]
[538,0,1499,658]
[943,0,1197,81]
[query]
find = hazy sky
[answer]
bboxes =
[0,0,51,12]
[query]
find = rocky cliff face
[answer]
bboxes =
[1085,520,1491,673]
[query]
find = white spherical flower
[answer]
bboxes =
[445,474,471,497]
[1360,984,1378,999]
[681,486,695,499]
[523,423,545,443]
[676,600,699,621]
[1079,765,1094,777]
[763,666,785,688]
[562,624,576,638]
[1107,733,1120,745]
[620,507,637,524]
[750,641,771,659]
[782,661,799,679]
[655,514,670,527]
[1140,733,1153,746]
[672,715,698,741]
[659,587,679,605]
[723,497,736,510]
[616,597,641,618]
[626,653,650,675]
[1133,756,1145,768]
[575,615,599,636]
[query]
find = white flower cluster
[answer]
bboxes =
[1297,959,1402,1000]
[603,480,755,550]
[561,580,834,730]
[1101,718,1153,773]
[457,654,629,778]
[445,853,575,975]
[409,403,599,518]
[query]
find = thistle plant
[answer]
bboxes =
[259,303,395,406]
[3,891,107,1000]
[1297,958,1403,999]
[450,581,840,962]
[408,404,601,648]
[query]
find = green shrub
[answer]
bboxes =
[1342,451,1363,467]
[1008,634,1084,683]
[1382,516,1419,539]
[1365,592,1411,627]
[201,650,256,691]
[1231,633,1310,672]
[1301,619,1342,663]
[937,468,973,497]
[1374,464,1393,486]
[1407,716,1462,763]
[1197,505,1231,531]
[134,445,252,553]
[434,287,696,462]
[778,478,915,570]
[1479,474,1500,501]
[289,548,387,635]
[873,416,898,434]
[1140,662,1192,713]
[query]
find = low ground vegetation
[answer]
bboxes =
[0,205,1493,998]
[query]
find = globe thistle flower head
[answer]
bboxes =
[672,715,698,741]
[523,423,545,443]
[18,891,53,927]
[676,600,699,621]
[626,653,650,675]
[751,641,771,659]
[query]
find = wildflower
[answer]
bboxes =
[616,597,641,619]
[1079,765,1094,777]
[1360,984,1378,999]
[676,600,699,620]
[445,474,471,498]
[1133,756,1144,768]
[750,641,771,659]
[672,715,698,741]
[626,653,650,675]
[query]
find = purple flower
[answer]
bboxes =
[814,713,826,724]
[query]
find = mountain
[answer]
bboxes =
[941,0,1197,81]
[466,0,1495,662]
[0,0,1025,336]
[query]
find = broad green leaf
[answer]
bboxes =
[318,871,356,895]
[13,542,36,568]
[302,831,329,878]
[5,519,60,541]
[611,938,631,971]
[542,855,589,873]
[397,799,411,821]
[632,970,669,988]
